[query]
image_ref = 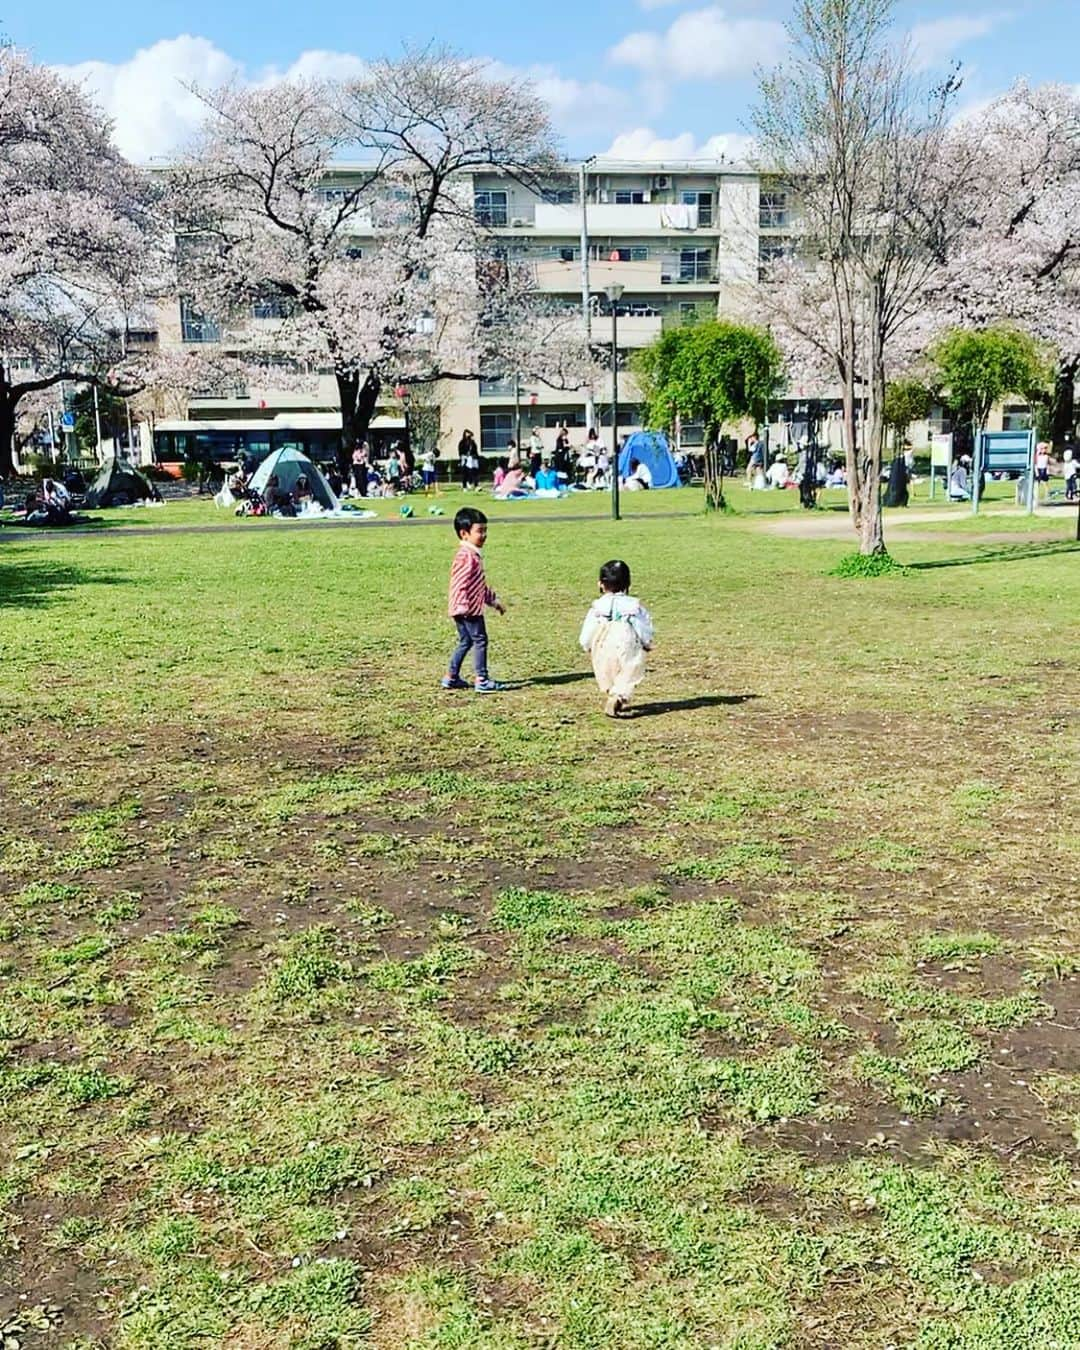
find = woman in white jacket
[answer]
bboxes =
[579,559,655,718]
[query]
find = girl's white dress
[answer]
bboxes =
[579,594,654,702]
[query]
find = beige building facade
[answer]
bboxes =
[152,159,1028,468]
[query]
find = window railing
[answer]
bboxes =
[181,317,221,343]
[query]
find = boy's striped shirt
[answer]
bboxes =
[448,542,496,617]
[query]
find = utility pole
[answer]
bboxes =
[93,384,104,462]
[606,283,623,521]
[580,156,596,434]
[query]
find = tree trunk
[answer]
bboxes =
[839,339,861,533]
[703,429,726,511]
[336,369,382,473]
[0,393,15,480]
[1050,357,1078,449]
[855,286,888,556]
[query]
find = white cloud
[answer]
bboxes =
[55,35,242,162]
[609,7,786,80]
[487,61,628,132]
[604,127,754,161]
[909,12,1012,72]
[55,37,629,163]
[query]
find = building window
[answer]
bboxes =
[344,245,364,260]
[680,422,705,446]
[543,246,578,262]
[682,191,713,226]
[474,190,508,227]
[758,238,790,279]
[543,411,587,428]
[760,191,788,229]
[1002,405,1032,431]
[480,412,514,452]
[678,248,711,283]
[592,246,648,263]
[479,375,516,396]
[252,293,293,320]
[680,303,699,326]
[543,188,576,204]
[613,190,646,205]
[180,297,221,344]
[317,187,348,205]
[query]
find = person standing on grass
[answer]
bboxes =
[443,507,506,694]
[351,442,369,496]
[419,445,438,495]
[579,559,654,719]
[1064,448,1078,502]
[1035,442,1050,500]
[457,429,477,491]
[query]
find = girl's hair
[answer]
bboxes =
[599,559,631,593]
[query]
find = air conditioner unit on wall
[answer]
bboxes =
[653,175,670,190]
[510,217,528,227]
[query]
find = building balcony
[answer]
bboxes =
[506,201,703,235]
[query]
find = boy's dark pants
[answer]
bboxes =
[450,616,489,682]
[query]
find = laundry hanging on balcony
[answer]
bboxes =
[659,205,695,229]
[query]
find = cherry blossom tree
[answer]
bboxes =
[170,48,593,463]
[753,0,967,555]
[942,84,1080,445]
[0,48,171,477]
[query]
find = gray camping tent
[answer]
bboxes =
[249,446,340,511]
[84,459,162,508]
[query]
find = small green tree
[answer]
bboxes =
[882,379,931,452]
[929,328,1049,437]
[71,383,130,459]
[633,320,783,510]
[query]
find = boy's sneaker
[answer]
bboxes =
[441,676,470,690]
[474,679,505,694]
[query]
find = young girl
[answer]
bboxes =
[579,559,654,717]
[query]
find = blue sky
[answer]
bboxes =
[8,0,1077,162]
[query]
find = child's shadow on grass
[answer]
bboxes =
[514,672,595,688]
[629,694,758,719]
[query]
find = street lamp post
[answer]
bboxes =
[605,282,623,522]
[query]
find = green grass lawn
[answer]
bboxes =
[1,503,1078,1349]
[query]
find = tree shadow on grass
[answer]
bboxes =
[0,555,127,609]
[907,540,1080,571]
[629,694,759,719]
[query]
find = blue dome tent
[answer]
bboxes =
[617,431,680,489]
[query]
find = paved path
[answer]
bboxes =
[761,506,1074,542]
[0,510,696,542]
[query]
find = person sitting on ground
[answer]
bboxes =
[494,466,527,498]
[766,454,791,488]
[325,464,343,497]
[42,478,72,513]
[535,460,559,492]
[505,439,521,471]
[262,473,296,516]
[492,460,507,491]
[948,457,971,501]
[623,457,652,492]
[825,463,847,489]
[294,474,314,509]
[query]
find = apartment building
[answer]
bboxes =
[144,156,774,464]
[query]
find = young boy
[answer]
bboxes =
[443,507,506,694]
[579,559,654,717]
